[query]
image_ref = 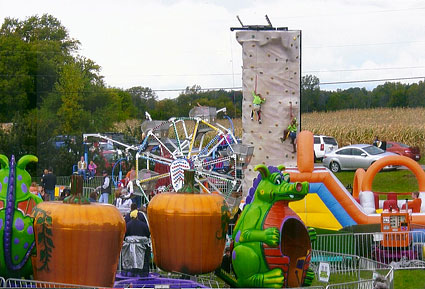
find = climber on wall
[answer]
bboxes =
[250,90,266,124]
[281,117,298,153]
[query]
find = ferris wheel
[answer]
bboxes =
[135,107,253,210]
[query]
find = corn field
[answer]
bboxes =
[302,108,425,152]
[115,108,425,153]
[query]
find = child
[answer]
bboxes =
[29,182,39,196]
[251,91,266,124]
[281,117,298,153]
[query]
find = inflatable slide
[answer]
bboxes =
[285,131,425,231]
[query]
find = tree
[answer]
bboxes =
[301,75,320,112]
[55,62,85,135]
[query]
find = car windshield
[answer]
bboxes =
[324,137,337,145]
[363,145,384,155]
[397,142,409,148]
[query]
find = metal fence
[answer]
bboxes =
[56,175,112,188]
[311,250,393,289]
[5,278,98,288]
[313,231,425,269]
[0,278,4,288]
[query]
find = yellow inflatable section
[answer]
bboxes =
[289,193,343,230]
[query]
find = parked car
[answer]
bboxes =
[385,141,421,161]
[314,135,338,161]
[323,144,398,173]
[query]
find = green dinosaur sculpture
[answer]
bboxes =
[0,155,43,278]
[216,164,315,288]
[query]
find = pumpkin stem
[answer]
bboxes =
[64,175,90,204]
[178,169,199,194]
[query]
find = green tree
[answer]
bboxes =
[55,62,85,135]
[301,75,320,112]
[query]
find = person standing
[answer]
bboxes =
[41,168,48,191]
[122,209,151,277]
[221,247,232,273]
[97,170,111,203]
[126,165,136,195]
[43,168,57,201]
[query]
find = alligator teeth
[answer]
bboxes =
[290,195,294,198]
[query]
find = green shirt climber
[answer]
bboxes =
[251,91,265,123]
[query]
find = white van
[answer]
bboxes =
[314,135,338,161]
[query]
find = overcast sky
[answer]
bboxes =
[1,0,425,99]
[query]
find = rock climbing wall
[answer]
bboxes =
[236,30,301,193]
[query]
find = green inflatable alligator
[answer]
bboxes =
[0,155,43,278]
[217,164,315,288]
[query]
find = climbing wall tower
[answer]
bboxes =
[236,29,301,192]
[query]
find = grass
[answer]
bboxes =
[310,269,425,289]
[393,269,425,289]
[334,169,420,195]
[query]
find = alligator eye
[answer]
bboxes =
[275,177,282,185]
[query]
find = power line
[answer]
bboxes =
[320,76,425,85]
[306,66,425,73]
[304,40,425,49]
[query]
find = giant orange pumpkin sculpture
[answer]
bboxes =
[31,175,125,287]
[148,170,230,275]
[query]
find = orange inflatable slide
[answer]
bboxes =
[285,131,425,231]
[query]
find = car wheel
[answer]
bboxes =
[330,161,341,173]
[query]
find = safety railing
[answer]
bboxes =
[0,278,4,288]
[313,231,425,269]
[311,250,393,289]
[57,176,113,188]
[5,278,99,288]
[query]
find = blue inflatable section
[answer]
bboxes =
[310,182,357,228]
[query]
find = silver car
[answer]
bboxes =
[322,144,397,173]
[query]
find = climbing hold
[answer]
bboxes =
[259,147,262,150]
[266,91,269,95]
[271,77,274,80]
[251,78,254,81]
[250,65,254,69]
[275,124,279,127]
[266,156,269,159]
[293,36,297,41]
[259,71,263,74]
[268,131,272,134]
[267,54,271,57]
[249,54,253,57]
[275,58,278,62]
[252,44,255,47]
[251,35,255,39]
